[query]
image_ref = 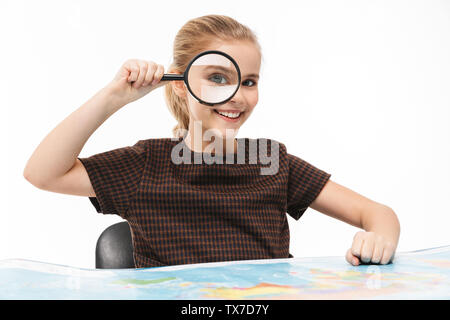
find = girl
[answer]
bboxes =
[23,14,400,268]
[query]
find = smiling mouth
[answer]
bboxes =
[213,109,243,120]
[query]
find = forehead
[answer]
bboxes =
[205,40,261,76]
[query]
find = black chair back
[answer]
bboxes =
[95,221,135,269]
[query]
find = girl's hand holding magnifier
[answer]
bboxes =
[106,59,167,107]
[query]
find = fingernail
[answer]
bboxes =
[152,79,158,86]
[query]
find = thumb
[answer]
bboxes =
[346,248,360,266]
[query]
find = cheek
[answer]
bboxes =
[247,90,258,107]
[247,91,258,111]
[191,109,210,122]
[186,96,210,120]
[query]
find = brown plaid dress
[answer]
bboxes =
[78,137,331,268]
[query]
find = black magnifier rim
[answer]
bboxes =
[183,50,241,107]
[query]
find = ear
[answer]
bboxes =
[170,71,187,99]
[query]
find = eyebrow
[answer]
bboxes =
[203,66,259,79]
[244,73,260,79]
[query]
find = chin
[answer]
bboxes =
[221,128,240,139]
[205,127,237,140]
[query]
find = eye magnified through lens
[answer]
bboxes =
[158,50,242,106]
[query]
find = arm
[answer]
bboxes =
[23,59,166,191]
[23,84,124,189]
[310,179,400,265]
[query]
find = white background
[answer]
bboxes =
[1,0,449,269]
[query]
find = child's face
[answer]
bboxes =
[175,40,261,141]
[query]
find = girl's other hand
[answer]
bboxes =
[106,59,166,107]
[345,231,397,266]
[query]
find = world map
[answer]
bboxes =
[1,245,449,299]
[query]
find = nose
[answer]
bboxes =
[229,85,246,105]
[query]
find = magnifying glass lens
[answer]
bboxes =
[187,53,239,105]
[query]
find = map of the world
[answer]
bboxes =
[1,245,449,299]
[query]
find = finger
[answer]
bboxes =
[133,61,148,88]
[380,245,394,265]
[346,248,360,266]
[360,236,374,264]
[152,64,165,86]
[371,242,384,264]
[126,61,140,83]
[351,231,364,259]
[142,62,157,87]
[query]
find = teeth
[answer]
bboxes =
[217,111,241,118]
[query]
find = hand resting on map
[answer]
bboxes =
[345,231,398,266]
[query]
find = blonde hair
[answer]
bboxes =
[164,14,262,138]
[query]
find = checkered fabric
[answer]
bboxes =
[78,137,331,268]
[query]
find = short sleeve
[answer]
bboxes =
[286,152,331,220]
[77,140,148,219]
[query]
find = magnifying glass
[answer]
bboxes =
[160,50,242,106]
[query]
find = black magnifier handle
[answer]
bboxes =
[130,73,184,84]
[160,74,184,81]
